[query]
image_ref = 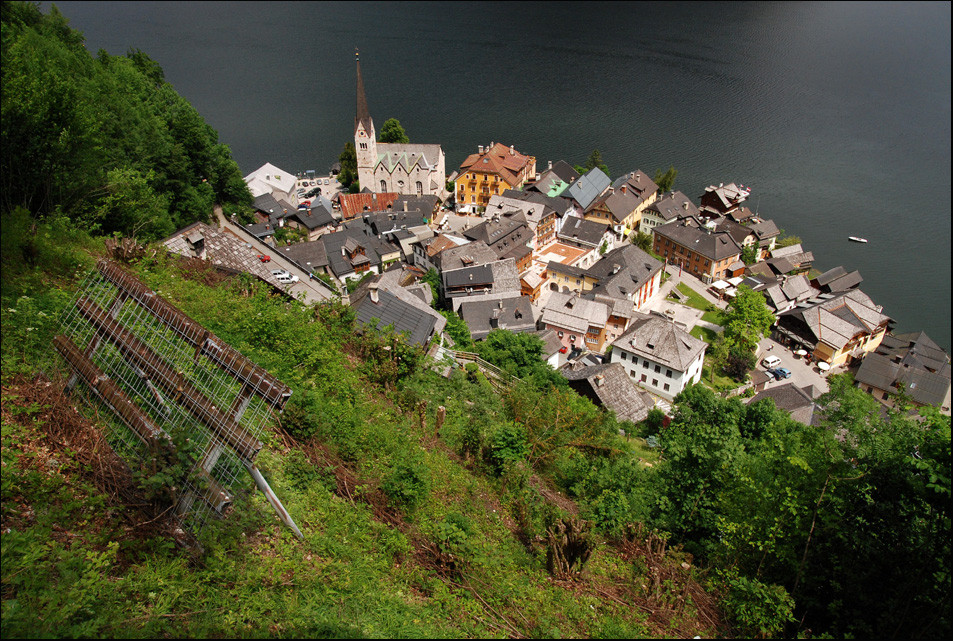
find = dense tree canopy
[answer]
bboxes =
[378,117,409,144]
[653,165,677,192]
[648,377,951,638]
[0,2,251,239]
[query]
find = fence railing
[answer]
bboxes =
[435,344,521,386]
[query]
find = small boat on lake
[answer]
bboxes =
[848,236,868,243]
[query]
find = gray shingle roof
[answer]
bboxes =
[559,362,650,423]
[565,168,611,210]
[459,296,536,341]
[558,216,608,247]
[354,289,438,347]
[748,383,816,425]
[653,217,743,261]
[612,313,707,372]
[854,352,950,407]
[645,191,698,221]
[777,289,891,351]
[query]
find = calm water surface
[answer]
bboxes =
[51,1,952,349]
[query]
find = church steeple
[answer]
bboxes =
[354,49,377,192]
[355,49,373,136]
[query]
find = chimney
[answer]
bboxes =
[548,160,553,170]
[478,145,484,154]
[490,308,501,328]
[629,172,635,180]
[498,299,504,309]
[469,273,473,281]
[510,145,515,155]
[620,185,627,194]
[594,375,604,387]
[683,201,689,210]
[369,282,379,303]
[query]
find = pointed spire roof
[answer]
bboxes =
[355,49,373,135]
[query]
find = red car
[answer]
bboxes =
[258,254,271,262]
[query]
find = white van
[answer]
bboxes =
[762,355,782,369]
[276,273,299,285]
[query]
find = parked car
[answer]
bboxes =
[272,269,290,278]
[775,367,792,379]
[298,200,311,208]
[276,274,299,284]
[257,254,271,262]
[762,355,782,369]
[766,368,781,380]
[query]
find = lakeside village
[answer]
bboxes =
[165,58,951,424]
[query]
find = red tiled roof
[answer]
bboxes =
[458,143,534,188]
[339,192,399,220]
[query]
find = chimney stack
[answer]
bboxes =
[478,145,484,154]
[620,185,626,194]
[369,282,379,303]
[548,160,553,170]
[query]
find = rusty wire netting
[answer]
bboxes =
[55,260,292,535]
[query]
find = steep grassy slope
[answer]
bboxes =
[1,220,723,638]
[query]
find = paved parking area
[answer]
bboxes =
[756,336,834,396]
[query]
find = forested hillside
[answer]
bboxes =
[1,1,252,240]
[1,3,949,639]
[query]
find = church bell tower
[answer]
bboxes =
[354,50,377,190]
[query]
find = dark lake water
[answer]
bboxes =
[51,1,952,350]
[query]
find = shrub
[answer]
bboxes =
[487,421,528,474]
[721,572,796,638]
[381,457,431,511]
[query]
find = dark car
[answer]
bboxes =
[775,367,792,379]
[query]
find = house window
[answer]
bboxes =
[416,181,423,196]
[558,331,564,338]
[630,371,636,378]
[570,335,576,342]
[664,383,670,392]
[666,369,672,378]
[380,180,387,191]
[643,361,649,369]
[620,352,627,361]
[654,364,661,373]
[641,374,647,383]
[652,379,659,387]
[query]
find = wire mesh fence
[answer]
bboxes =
[55,260,292,536]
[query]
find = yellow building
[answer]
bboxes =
[457,143,536,210]
[773,289,891,367]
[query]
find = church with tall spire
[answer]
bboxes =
[354,51,446,198]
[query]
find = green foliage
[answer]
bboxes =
[580,148,609,177]
[720,571,795,638]
[474,329,565,388]
[631,230,653,252]
[599,240,608,255]
[421,268,441,304]
[487,421,528,473]
[381,456,431,511]
[440,310,473,349]
[653,165,678,192]
[643,408,666,436]
[586,488,631,536]
[723,285,775,355]
[378,117,409,144]
[337,141,357,189]
[740,242,760,265]
[775,232,801,248]
[273,224,307,245]
[1,6,249,237]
